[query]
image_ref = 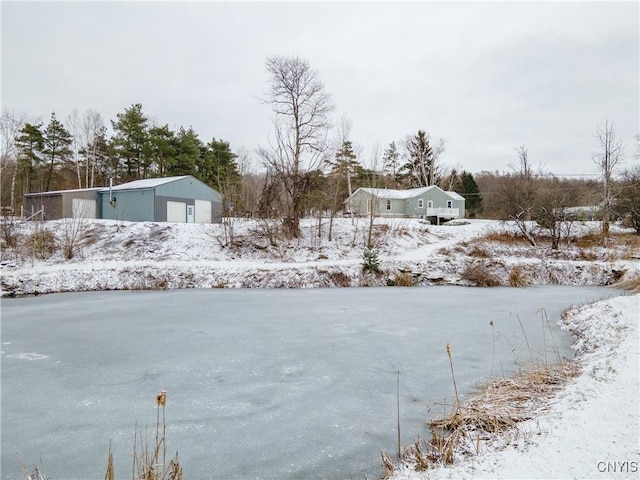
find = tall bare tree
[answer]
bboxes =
[0,109,26,210]
[497,146,541,246]
[80,109,105,188]
[593,120,624,236]
[258,56,334,237]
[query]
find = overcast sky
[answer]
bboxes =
[2,1,638,176]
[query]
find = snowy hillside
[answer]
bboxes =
[1,217,638,296]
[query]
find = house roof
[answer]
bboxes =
[350,186,464,201]
[98,176,191,192]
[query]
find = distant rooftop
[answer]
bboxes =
[354,186,463,200]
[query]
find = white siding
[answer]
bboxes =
[195,199,212,223]
[167,201,186,222]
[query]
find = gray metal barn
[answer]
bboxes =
[99,176,223,223]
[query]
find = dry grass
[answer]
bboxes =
[460,261,502,287]
[615,272,640,293]
[467,246,491,258]
[391,272,414,287]
[329,270,351,287]
[508,266,529,287]
[573,232,604,248]
[105,390,183,480]
[382,361,579,477]
[482,231,526,244]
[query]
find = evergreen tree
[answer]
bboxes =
[382,141,401,185]
[16,122,44,193]
[111,103,150,181]
[331,140,359,199]
[454,171,483,218]
[362,245,380,273]
[198,138,240,192]
[41,112,72,191]
[148,124,177,177]
[171,126,201,176]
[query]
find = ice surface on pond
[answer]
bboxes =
[1,286,620,480]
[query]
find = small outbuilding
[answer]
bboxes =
[345,185,465,224]
[99,175,223,223]
[23,188,101,221]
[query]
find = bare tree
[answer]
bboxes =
[0,109,26,210]
[593,120,624,236]
[617,165,640,235]
[80,110,105,188]
[258,56,334,238]
[498,146,541,246]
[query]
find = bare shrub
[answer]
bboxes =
[460,261,502,287]
[61,216,88,260]
[27,227,56,260]
[1,216,20,250]
[250,219,284,247]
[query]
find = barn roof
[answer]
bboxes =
[98,176,191,192]
[24,187,103,197]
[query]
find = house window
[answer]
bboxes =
[427,199,433,208]
[386,199,392,210]
[418,199,424,208]
[405,199,410,207]
[447,200,453,208]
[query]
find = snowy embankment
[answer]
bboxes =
[1,217,637,296]
[391,294,640,480]
[1,217,639,479]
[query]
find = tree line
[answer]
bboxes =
[0,105,241,213]
[1,55,639,238]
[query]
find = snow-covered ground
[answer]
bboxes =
[1,217,638,295]
[1,217,639,478]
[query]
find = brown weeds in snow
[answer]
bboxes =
[381,361,579,477]
[105,390,182,480]
[460,261,503,287]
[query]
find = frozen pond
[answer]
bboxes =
[1,286,620,479]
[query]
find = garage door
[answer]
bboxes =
[166,201,186,222]
[195,200,212,223]
[72,198,97,219]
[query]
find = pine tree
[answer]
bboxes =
[197,138,240,193]
[171,126,201,176]
[382,141,401,185]
[42,112,72,191]
[362,245,381,273]
[16,123,44,193]
[111,103,150,181]
[454,171,483,218]
[148,125,177,177]
[331,140,359,197]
